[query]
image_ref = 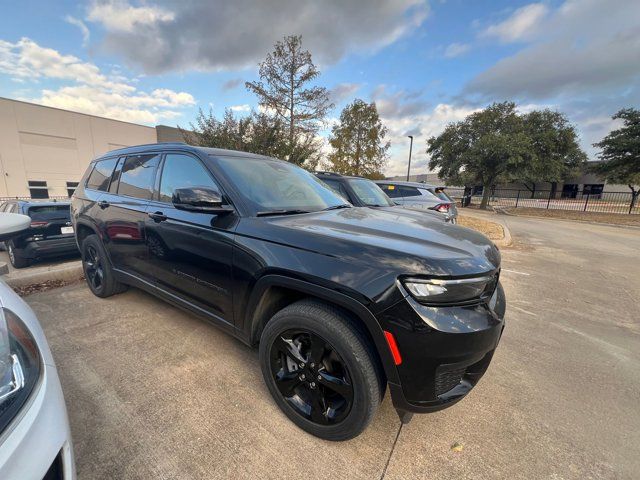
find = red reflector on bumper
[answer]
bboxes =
[384,330,402,365]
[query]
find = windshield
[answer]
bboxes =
[348,178,394,206]
[213,156,347,214]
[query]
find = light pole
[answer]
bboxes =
[406,135,414,181]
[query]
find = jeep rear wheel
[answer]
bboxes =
[259,300,382,441]
[81,234,128,297]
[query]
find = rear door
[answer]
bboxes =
[145,152,237,327]
[99,153,160,282]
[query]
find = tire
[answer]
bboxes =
[81,234,128,298]
[7,242,31,269]
[259,299,382,441]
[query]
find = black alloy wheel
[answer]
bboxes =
[84,244,104,291]
[259,300,382,441]
[81,234,128,298]
[270,329,354,425]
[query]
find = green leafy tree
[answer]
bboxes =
[245,35,333,168]
[427,102,587,209]
[521,109,587,198]
[182,108,288,158]
[328,99,390,178]
[427,102,534,209]
[591,108,640,209]
[182,108,250,150]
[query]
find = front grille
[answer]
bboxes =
[435,367,466,396]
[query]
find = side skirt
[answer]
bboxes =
[113,269,241,341]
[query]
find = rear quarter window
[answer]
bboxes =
[86,158,118,191]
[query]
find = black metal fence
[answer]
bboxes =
[446,188,639,215]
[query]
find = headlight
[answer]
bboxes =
[0,307,41,434]
[402,274,498,306]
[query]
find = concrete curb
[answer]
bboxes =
[3,261,83,288]
[458,210,513,247]
[495,207,640,230]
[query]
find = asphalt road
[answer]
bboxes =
[26,215,640,479]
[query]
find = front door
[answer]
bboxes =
[145,152,237,327]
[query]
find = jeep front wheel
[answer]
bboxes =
[259,299,382,441]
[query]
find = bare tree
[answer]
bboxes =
[246,35,333,167]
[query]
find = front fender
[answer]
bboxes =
[244,274,400,385]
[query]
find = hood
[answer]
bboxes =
[240,207,500,277]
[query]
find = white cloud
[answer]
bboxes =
[469,0,640,98]
[370,86,478,176]
[443,42,470,58]
[64,15,90,46]
[482,3,548,43]
[0,38,194,124]
[87,0,175,33]
[330,83,362,104]
[230,104,250,112]
[382,103,479,176]
[85,0,429,73]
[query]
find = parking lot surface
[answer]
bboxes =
[27,215,640,479]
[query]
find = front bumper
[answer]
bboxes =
[0,363,75,479]
[379,282,505,414]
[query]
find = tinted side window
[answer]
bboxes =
[118,154,160,200]
[380,184,402,198]
[399,186,421,197]
[320,179,350,202]
[86,158,118,191]
[158,154,220,203]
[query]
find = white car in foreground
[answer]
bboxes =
[0,213,75,479]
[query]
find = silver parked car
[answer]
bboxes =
[0,212,75,479]
[376,180,459,223]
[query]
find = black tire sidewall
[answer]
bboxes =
[7,242,30,268]
[82,234,120,297]
[259,301,381,441]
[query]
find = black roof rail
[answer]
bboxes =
[315,171,342,176]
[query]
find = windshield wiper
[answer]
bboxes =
[256,209,310,217]
[321,204,351,211]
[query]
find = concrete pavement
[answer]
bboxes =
[27,215,640,479]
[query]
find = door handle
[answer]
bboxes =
[148,211,167,223]
[98,200,110,209]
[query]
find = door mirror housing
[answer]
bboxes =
[172,187,233,214]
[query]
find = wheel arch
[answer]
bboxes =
[245,275,399,385]
[75,219,99,249]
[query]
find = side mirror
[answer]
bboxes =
[172,187,234,214]
[0,213,31,242]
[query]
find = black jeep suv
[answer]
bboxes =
[71,143,505,440]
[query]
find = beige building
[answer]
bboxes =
[0,97,158,198]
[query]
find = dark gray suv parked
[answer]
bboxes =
[1,200,77,268]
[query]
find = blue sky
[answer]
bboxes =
[1,0,638,175]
